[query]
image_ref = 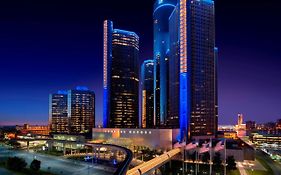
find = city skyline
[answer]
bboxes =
[0,0,281,126]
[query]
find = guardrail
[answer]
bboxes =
[85,143,133,175]
[126,148,181,175]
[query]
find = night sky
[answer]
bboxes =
[0,0,280,126]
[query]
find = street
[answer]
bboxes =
[0,146,113,175]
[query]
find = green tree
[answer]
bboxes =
[226,156,237,170]
[213,152,222,172]
[30,159,41,171]
[6,156,27,171]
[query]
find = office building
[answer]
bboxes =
[49,91,68,133]
[141,60,154,128]
[178,0,217,139]
[153,0,177,127]
[168,4,180,128]
[68,86,95,134]
[103,20,139,128]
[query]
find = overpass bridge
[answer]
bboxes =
[126,148,181,175]
[65,143,181,175]
[85,143,133,175]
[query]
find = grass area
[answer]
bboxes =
[228,169,240,175]
[246,169,267,175]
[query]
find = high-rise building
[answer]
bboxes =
[153,0,177,127]
[141,60,154,128]
[68,86,95,134]
[103,20,139,128]
[49,91,68,133]
[178,0,217,139]
[168,3,180,128]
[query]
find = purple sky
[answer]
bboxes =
[0,0,280,126]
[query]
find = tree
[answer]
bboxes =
[213,152,222,171]
[201,152,210,163]
[30,159,41,171]
[6,156,27,171]
[7,140,20,148]
[226,156,237,170]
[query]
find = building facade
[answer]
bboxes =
[49,91,68,133]
[68,87,95,134]
[103,20,139,128]
[168,4,180,128]
[92,128,179,151]
[141,60,154,128]
[153,0,177,127]
[178,0,217,139]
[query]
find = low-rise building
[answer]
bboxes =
[47,134,86,154]
[92,128,180,151]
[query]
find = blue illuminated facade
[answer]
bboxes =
[153,0,177,127]
[103,20,139,128]
[178,0,217,140]
[168,4,180,128]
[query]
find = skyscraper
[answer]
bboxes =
[141,60,154,128]
[49,90,68,133]
[103,20,139,128]
[178,0,217,139]
[153,0,177,127]
[168,3,180,128]
[68,86,95,134]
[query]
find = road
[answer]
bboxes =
[256,150,281,175]
[236,162,247,175]
[0,167,14,175]
[0,146,114,175]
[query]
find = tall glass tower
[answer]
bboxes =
[168,4,180,128]
[179,0,217,140]
[103,20,139,128]
[49,90,68,133]
[141,60,154,128]
[153,0,177,127]
[68,86,95,134]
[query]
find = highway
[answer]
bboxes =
[0,145,113,175]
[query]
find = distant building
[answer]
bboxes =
[238,113,243,126]
[141,60,154,128]
[21,124,50,136]
[103,20,139,128]
[68,87,95,134]
[49,90,68,133]
[246,120,256,131]
[252,133,281,148]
